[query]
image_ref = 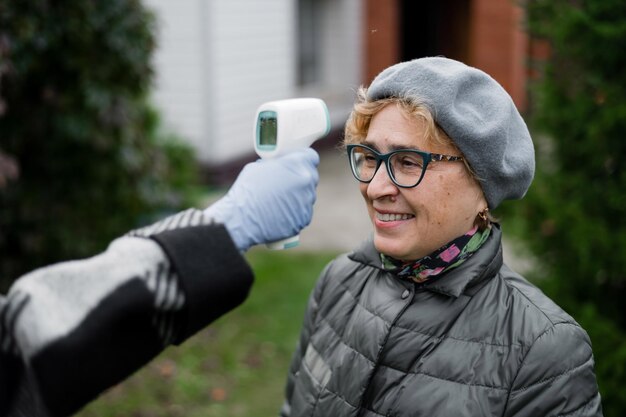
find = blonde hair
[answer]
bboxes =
[343,87,452,147]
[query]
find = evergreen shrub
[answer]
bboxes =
[499,0,626,413]
[0,0,199,288]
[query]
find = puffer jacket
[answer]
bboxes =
[281,225,602,417]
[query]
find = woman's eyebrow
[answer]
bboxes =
[361,140,380,151]
[389,143,417,151]
[363,139,419,152]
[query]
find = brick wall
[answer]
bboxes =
[363,0,530,112]
[363,0,400,84]
[468,0,529,111]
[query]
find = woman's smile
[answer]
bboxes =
[373,210,415,226]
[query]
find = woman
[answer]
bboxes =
[281,58,602,417]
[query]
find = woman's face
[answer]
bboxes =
[359,104,487,261]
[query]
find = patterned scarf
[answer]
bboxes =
[380,225,491,284]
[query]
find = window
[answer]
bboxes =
[298,0,322,86]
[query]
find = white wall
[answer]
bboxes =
[144,0,209,158]
[319,0,363,126]
[144,0,361,165]
[208,0,295,163]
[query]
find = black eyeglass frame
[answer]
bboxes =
[346,144,464,188]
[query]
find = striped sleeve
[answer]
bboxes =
[0,210,252,417]
[126,208,225,343]
[127,208,211,238]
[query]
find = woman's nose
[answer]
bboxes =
[366,162,399,200]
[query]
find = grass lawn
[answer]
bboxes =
[75,249,340,417]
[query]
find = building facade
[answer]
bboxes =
[143,0,363,166]
[364,0,529,110]
[144,0,528,170]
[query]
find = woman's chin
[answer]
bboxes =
[374,236,412,261]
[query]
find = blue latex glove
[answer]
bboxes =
[205,148,320,252]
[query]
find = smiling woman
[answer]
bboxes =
[346,102,486,261]
[280,57,603,417]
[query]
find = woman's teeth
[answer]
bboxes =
[376,212,414,222]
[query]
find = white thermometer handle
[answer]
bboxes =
[254,98,330,250]
[266,235,300,250]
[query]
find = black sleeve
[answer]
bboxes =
[0,220,253,417]
[151,223,254,342]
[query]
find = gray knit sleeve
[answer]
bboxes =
[126,208,217,344]
[0,209,252,417]
[126,208,214,239]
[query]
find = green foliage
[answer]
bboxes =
[499,0,626,413]
[516,0,626,323]
[74,250,338,417]
[0,0,199,286]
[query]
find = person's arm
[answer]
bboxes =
[0,149,320,417]
[0,214,250,417]
[504,321,603,417]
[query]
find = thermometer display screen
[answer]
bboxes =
[258,111,278,146]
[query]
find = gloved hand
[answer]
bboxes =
[204,148,320,252]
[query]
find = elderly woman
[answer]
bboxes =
[280,58,602,417]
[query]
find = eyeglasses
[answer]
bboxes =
[346,144,464,188]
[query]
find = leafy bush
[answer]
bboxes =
[0,0,199,288]
[514,0,626,326]
[498,0,626,414]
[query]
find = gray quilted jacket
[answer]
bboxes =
[281,225,602,417]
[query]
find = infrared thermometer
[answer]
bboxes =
[254,98,330,249]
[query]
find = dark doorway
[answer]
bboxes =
[400,0,470,62]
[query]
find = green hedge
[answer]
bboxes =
[0,0,198,288]
[497,0,626,414]
[516,0,626,327]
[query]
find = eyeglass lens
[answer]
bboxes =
[350,146,426,187]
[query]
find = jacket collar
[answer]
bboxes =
[348,224,504,298]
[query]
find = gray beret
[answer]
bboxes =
[367,57,535,209]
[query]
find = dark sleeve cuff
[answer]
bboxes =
[151,224,253,343]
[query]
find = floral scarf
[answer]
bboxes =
[380,225,491,284]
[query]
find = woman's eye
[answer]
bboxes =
[364,154,378,164]
[399,156,423,168]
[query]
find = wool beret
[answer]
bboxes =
[367,57,535,209]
